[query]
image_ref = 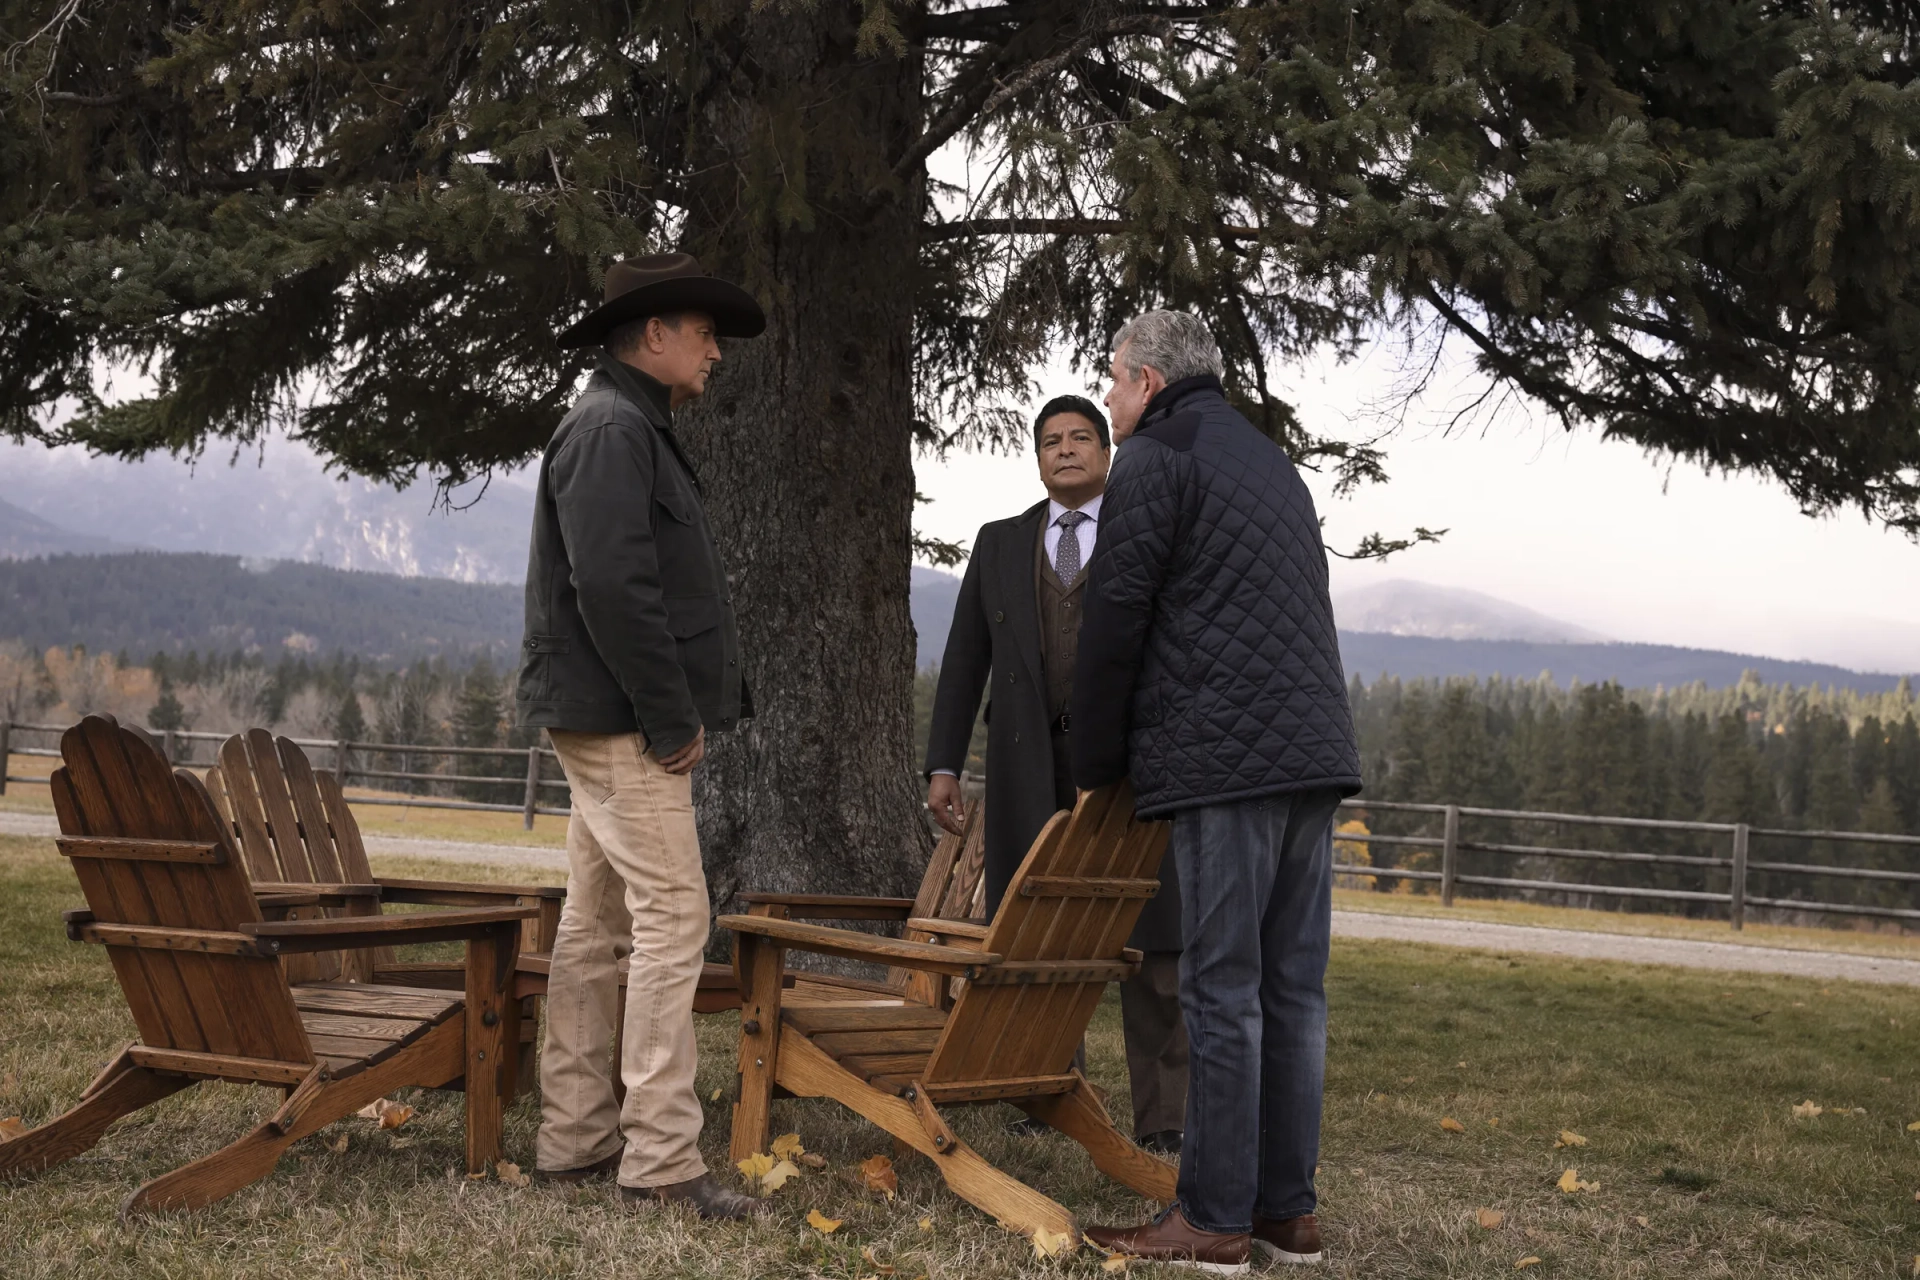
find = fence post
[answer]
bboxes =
[1440,804,1461,907]
[0,719,10,795]
[161,729,178,766]
[522,744,542,831]
[334,739,351,786]
[1730,823,1749,931]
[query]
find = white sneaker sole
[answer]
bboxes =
[1157,1261,1251,1276]
[1252,1238,1325,1265]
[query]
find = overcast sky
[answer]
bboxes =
[912,342,1920,676]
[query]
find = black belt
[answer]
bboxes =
[1050,713,1071,735]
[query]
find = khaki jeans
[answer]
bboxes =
[537,730,709,1188]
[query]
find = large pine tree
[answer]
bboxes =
[7,1,1920,899]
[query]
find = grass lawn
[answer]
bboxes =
[3,833,1917,1277]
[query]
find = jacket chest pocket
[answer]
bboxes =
[654,487,716,595]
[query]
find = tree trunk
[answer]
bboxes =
[678,11,929,912]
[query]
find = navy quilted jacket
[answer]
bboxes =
[1070,375,1362,816]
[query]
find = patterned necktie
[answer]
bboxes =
[1055,510,1090,582]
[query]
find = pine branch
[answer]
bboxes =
[921,216,1268,240]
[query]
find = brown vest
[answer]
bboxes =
[1035,515,1087,720]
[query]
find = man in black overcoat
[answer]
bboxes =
[923,395,1189,1153]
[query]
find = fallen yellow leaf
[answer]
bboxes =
[1554,1130,1587,1149]
[1515,1258,1542,1271]
[798,1151,828,1169]
[710,1087,724,1103]
[1556,1168,1599,1193]
[1032,1226,1074,1258]
[0,1116,29,1142]
[806,1208,843,1234]
[1101,1256,1132,1273]
[770,1132,806,1158]
[736,1151,774,1183]
[466,1169,488,1181]
[860,1152,899,1199]
[918,1216,933,1231]
[1634,1215,1649,1228]
[1488,1117,1500,1127]
[495,1159,531,1188]
[1440,1117,1466,1133]
[356,1098,414,1130]
[860,1245,897,1275]
[761,1157,801,1192]
[1911,1254,1919,1279]
[1476,1208,1505,1229]
[1792,1100,1823,1119]
[326,1132,349,1154]
[1906,1120,1920,1132]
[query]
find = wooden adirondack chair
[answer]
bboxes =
[721,781,1176,1245]
[207,729,567,986]
[206,731,748,1029]
[733,793,989,1008]
[0,716,533,1213]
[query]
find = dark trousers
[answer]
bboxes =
[1173,787,1342,1234]
[1052,731,1190,1137]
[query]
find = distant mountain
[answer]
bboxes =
[1332,579,1606,643]
[1338,632,1912,692]
[0,553,520,662]
[0,496,138,559]
[911,567,963,668]
[0,439,534,583]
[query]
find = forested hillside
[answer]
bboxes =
[0,553,519,660]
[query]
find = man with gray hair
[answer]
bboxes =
[1074,310,1361,1270]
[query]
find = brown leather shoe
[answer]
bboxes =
[1252,1213,1324,1265]
[1085,1205,1251,1275]
[620,1173,770,1220]
[533,1148,622,1184]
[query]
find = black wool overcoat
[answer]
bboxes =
[924,500,1183,951]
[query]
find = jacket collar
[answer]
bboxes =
[596,354,674,425]
[1139,373,1223,430]
[594,355,705,492]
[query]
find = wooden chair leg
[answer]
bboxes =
[464,922,519,1173]
[728,932,785,1163]
[776,1034,1079,1245]
[121,1118,298,1215]
[515,995,540,1096]
[0,1066,192,1177]
[1021,1072,1177,1203]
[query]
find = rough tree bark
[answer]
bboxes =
[678,12,930,913]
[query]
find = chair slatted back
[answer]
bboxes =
[51,715,313,1065]
[208,729,352,883]
[910,798,988,922]
[921,781,1167,1084]
[207,732,386,977]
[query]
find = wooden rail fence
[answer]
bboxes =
[5,719,1918,932]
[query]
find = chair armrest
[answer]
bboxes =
[253,882,383,909]
[738,892,916,920]
[904,917,990,947]
[376,878,566,908]
[719,913,997,977]
[241,905,538,954]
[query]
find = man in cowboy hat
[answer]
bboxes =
[517,253,766,1218]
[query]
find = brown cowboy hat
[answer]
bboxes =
[556,252,766,349]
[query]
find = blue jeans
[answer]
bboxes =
[1173,787,1341,1234]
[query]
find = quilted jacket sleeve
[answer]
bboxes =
[1071,437,1187,789]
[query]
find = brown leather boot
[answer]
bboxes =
[620,1173,770,1220]
[533,1148,622,1184]
[1252,1213,1324,1265]
[1085,1205,1251,1275]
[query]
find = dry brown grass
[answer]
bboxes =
[4,832,1918,1276]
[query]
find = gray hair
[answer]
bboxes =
[1112,310,1224,382]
